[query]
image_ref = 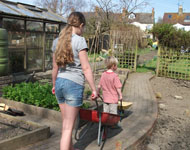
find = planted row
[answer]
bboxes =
[2,82,59,111]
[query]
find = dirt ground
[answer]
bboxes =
[138,49,158,65]
[138,76,190,150]
[0,115,37,141]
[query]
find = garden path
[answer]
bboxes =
[10,72,158,150]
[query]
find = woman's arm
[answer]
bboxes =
[79,50,97,99]
[52,53,58,94]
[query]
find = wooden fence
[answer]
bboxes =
[156,47,190,80]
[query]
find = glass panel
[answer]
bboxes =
[8,31,25,47]
[27,21,43,31]
[168,15,172,18]
[8,4,36,18]
[9,52,25,73]
[40,12,54,20]
[7,31,25,73]
[3,18,24,30]
[45,12,66,22]
[34,11,46,19]
[0,3,20,15]
[26,32,43,71]
[46,23,59,32]
[45,34,58,70]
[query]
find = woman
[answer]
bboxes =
[52,12,97,150]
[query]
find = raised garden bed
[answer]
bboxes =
[0,113,50,150]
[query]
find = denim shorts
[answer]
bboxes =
[55,78,84,107]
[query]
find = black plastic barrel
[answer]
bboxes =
[0,28,8,76]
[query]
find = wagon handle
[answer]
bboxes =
[98,94,104,102]
[119,99,124,114]
[95,100,100,112]
[91,94,103,113]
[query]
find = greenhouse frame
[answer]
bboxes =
[0,0,66,73]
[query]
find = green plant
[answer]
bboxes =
[85,90,92,96]
[151,23,190,49]
[81,102,91,109]
[147,38,153,47]
[136,57,157,73]
[2,82,59,111]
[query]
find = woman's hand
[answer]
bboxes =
[52,87,55,94]
[91,91,97,100]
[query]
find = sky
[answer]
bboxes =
[8,0,190,22]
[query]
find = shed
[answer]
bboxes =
[0,0,66,73]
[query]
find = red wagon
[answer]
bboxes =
[75,99,121,146]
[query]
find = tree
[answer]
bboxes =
[118,0,150,23]
[35,0,87,16]
[118,0,149,13]
[93,0,117,31]
[90,0,150,30]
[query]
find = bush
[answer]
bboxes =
[151,23,190,49]
[147,38,153,47]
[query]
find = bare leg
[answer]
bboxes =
[59,103,79,150]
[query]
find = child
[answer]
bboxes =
[98,56,122,115]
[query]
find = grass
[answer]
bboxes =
[137,47,153,55]
[162,58,190,76]
[136,56,157,73]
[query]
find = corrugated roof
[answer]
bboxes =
[0,0,67,23]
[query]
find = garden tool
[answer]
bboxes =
[0,103,25,116]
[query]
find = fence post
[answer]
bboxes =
[156,46,161,76]
[134,42,138,72]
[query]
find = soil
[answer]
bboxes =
[136,48,190,150]
[0,115,37,141]
[138,76,190,150]
[138,49,158,65]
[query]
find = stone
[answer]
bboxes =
[147,144,160,150]
[159,104,166,110]
[174,95,183,100]
[155,92,162,99]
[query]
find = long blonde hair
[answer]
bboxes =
[55,12,86,67]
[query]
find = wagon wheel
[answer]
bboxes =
[74,115,94,141]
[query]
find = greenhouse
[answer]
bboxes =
[0,0,66,74]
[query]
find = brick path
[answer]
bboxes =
[16,72,158,150]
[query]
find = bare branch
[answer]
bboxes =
[119,0,149,13]
[34,0,87,16]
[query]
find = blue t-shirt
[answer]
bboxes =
[52,34,88,86]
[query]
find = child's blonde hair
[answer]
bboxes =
[105,56,118,69]
[55,12,86,67]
